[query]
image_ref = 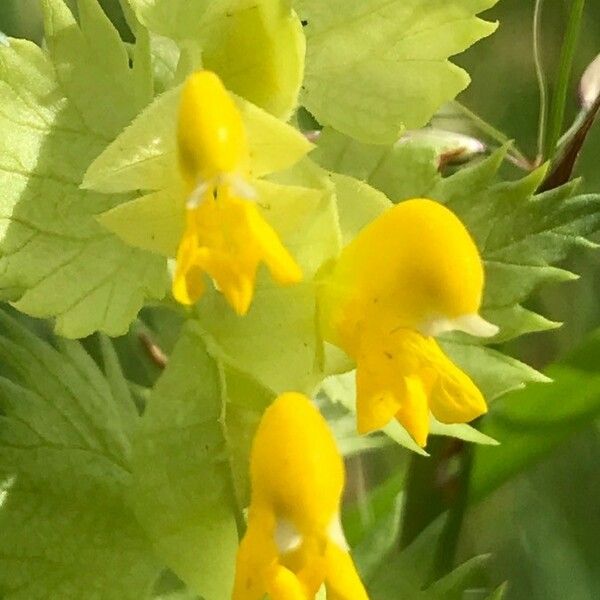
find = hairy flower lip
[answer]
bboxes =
[418,313,499,338]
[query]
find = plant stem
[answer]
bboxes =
[533,0,548,163]
[431,440,475,580]
[452,101,532,169]
[399,436,478,583]
[399,438,447,549]
[545,0,586,158]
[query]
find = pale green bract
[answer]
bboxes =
[83,84,313,193]
[84,84,341,395]
[0,311,160,598]
[0,0,166,338]
[128,0,305,119]
[130,323,272,599]
[296,0,500,143]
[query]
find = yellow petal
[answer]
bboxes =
[177,70,249,189]
[172,190,301,313]
[280,537,328,598]
[250,392,344,537]
[233,508,278,600]
[246,201,303,285]
[324,543,369,600]
[354,325,417,435]
[353,327,487,446]
[425,341,488,424]
[172,217,206,305]
[267,566,310,600]
[395,376,430,448]
[321,198,486,350]
[195,247,256,316]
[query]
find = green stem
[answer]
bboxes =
[431,441,475,580]
[545,0,586,157]
[399,437,448,549]
[399,436,477,583]
[533,0,548,163]
[452,101,532,169]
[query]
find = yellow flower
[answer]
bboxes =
[233,392,369,600]
[173,71,302,314]
[320,199,498,447]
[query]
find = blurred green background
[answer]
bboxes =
[458,3,600,598]
[0,1,598,598]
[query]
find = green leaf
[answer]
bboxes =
[201,0,305,119]
[97,186,185,257]
[296,0,499,143]
[130,0,305,119]
[44,0,149,137]
[148,33,181,93]
[153,592,200,600]
[330,173,391,245]
[0,4,166,337]
[470,327,600,502]
[423,554,490,599]
[0,310,160,598]
[197,280,324,395]
[314,128,442,202]
[351,491,404,581]
[128,0,235,43]
[485,583,509,600]
[130,323,271,598]
[365,517,491,599]
[316,394,392,456]
[83,85,313,194]
[439,340,551,402]
[432,151,600,397]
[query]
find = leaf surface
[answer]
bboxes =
[0,311,160,598]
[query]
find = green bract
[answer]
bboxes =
[296,0,500,143]
[0,0,166,337]
[131,324,270,599]
[0,311,160,597]
[129,0,305,119]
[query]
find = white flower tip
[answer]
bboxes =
[453,314,499,338]
[420,314,498,338]
[186,180,209,209]
[0,32,9,47]
[228,174,257,200]
[274,518,303,554]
